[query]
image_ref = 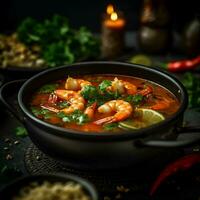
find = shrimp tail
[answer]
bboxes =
[93,116,115,125]
[41,105,59,113]
[84,102,97,119]
[138,85,153,96]
[150,98,170,110]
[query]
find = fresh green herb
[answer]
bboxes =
[38,83,58,93]
[17,15,100,67]
[181,73,200,108]
[103,123,119,131]
[31,107,53,119]
[81,83,121,106]
[15,126,28,137]
[81,85,99,100]
[57,101,70,109]
[125,94,143,105]
[98,80,112,92]
[57,110,89,125]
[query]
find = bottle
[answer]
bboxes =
[182,15,200,56]
[138,0,172,53]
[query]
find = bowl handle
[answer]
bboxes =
[0,79,26,123]
[135,126,200,148]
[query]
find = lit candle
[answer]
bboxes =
[101,4,126,58]
[104,12,125,29]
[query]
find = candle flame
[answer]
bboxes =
[111,12,118,21]
[106,4,114,15]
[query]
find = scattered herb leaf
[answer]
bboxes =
[15,126,28,137]
[57,110,89,125]
[103,123,119,131]
[125,94,143,105]
[98,80,112,92]
[31,107,53,119]
[38,84,58,93]
[181,73,200,108]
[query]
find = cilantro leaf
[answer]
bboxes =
[15,126,28,137]
[38,84,58,93]
[125,94,143,105]
[103,123,119,131]
[98,80,112,92]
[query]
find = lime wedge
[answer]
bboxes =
[118,108,165,130]
[129,54,152,66]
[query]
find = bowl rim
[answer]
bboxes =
[0,173,98,200]
[18,61,188,141]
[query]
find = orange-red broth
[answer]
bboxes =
[30,75,180,133]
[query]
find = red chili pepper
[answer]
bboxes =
[162,55,200,72]
[150,153,200,196]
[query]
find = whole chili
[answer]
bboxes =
[150,153,200,196]
[162,55,200,72]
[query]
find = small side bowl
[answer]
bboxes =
[0,173,98,200]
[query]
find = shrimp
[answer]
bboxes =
[65,77,92,91]
[94,100,133,125]
[149,98,171,110]
[137,85,153,96]
[55,90,85,114]
[84,102,97,119]
[108,78,137,95]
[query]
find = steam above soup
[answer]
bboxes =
[30,75,180,132]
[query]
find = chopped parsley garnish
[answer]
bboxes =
[38,83,58,94]
[125,94,143,105]
[81,85,99,100]
[31,107,53,119]
[81,80,122,106]
[98,80,112,92]
[57,110,89,125]
[103,123,119,131]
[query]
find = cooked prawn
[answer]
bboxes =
[94,100,133,125]
[84,102,97,119]
[55,90,85,114]
[65,77,92,91]
[108,78,137,95]
[149,98,171,110]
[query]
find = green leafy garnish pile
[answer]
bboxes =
[81,80,121,106]
[125,94,143,105]
[31,107,53,119]
[17,15,100,67]
[57,110,89,125]
[81,80,144,107]
[181,73,200,108]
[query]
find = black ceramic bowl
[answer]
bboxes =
[0,73,4,87]
[0,61,200,170]
[0,173,98,200]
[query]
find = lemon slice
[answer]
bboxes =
[118,108,165,130]
[129,54,152,66]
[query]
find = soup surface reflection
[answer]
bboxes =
[30,75,180,132]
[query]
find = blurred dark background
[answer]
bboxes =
[1,0,199,33]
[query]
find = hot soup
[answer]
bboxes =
[29,75,180,132]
